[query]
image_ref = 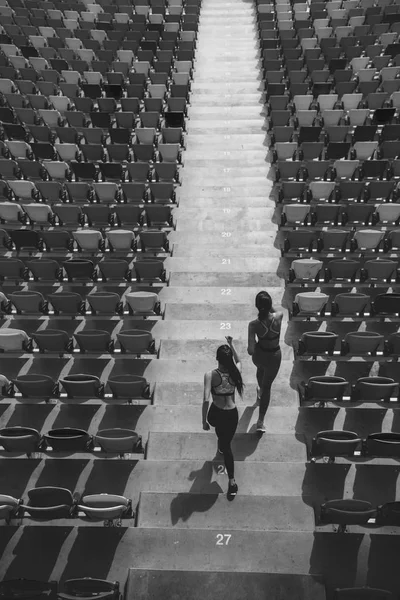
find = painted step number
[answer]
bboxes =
[216,534,232,546]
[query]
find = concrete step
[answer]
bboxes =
[188,107,263,119]
[192,83,263,93]
[4,526,400,591]
[147,432,306,462]
[169,272,283,287]
[160,286,285,306]
[166,256,279,273]
[176,195,272,207]
[183,150,266,160]
[125,571,326,600]
[174,219,274,232]
[137,492,315,531]
[158,340,292,361]
[174,206,273,219]
[163,304,282,320]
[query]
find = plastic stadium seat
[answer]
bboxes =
[384,229,400,252]
[0,258,28,282]
[133,259,166,282]
[22,486,74,519]
[324,259,361,283]
[63,259,96,282]
[12,374,57,400]
[0,328,30,352]
[331,293,370,317]
[60,374,104,399]
[74,330,113,354]
[319,499,377,532]
[48,292,85,316]
[53,205,84,228]
[351,229,384,253]
[125,292,160,317]
[87,292,123,315]
[362,259,398,283]
[364,433,400,459]
[44,428,92,452]
[8,291,46,314]
[301,376,349,405]
[0,203,24,225]
[57,578,120,600]
[310,431,362,462]
[342,331,384,356]
[371,294,400,317]
[342,204,375,227]
[95,429,142,456]
[311,204,341,227]
[292,292,329,317]
[115,205,143,228]
[0,581,57,598]
[282,230,318,254]
[27,259,63,282]
[106,229,136,252]
[33,330,72,354]
[0,427,42,456]
[0,494,21,523]
[22,204,55,226]
[117,329,155,355]
[298,331,338,356]
[374,204,400,226]
[98,259,131,282]
[288,258,323,283]
[72,230,104,252]
[77,494,132,524]
[9,230,42,253]
[139,230,169,253]
[107,375,150,401]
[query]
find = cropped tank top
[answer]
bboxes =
[256,316,280,350]
[211,369,236,397]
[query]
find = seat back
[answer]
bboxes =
[307,376,349,400]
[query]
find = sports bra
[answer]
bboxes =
[256,316,280,349]
[211,369,236,396]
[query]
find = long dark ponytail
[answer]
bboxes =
[255,291,274,321]
[216,344,244,397]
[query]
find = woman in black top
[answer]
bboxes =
[202,336,243,497]
[248,291,283,433]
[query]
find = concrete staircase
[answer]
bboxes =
[1,0,400,597]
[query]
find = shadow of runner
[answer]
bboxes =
[169,461,222,525]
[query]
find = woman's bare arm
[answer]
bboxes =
[202,371,211,428]
[247,321,256,356]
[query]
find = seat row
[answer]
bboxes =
[290,290,400,319]
[277,176,400,202]
[0,326,158,355]
[296,329,400,360]
[0,202,174,229]
[300,374,400,405]
[0,138,184,164]
[0,425,143,456]
[1,180,176,207]
[0,577,121,600]
[0,288,162,316]
[1,487,133,525]
[281,202,400,228]
[281,227,400,256]
[0,256,167,283]
[310,430,400,461]
[287,257,400,286]
[0,227,170,253]
[317,499,400,533]
[1,371,151,401]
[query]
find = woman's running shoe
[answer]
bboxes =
[228,480,238,497]
[256,420,266,433]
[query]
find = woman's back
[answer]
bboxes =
[252,313,282,350]
[211,368,236,409]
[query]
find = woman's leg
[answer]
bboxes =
[215,409,239,480]
[258,350,282,423]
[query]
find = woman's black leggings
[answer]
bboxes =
[207,403,239,479]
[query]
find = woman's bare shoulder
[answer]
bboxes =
[274,311,284,320]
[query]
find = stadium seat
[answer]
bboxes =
[319,499,377,532]
[57,578,120,600]
[12,374,57,400]
[0,427,42,457]
[22,486,75,519]
[74,330,114,354]
[60,374,104,398]
[310,431,362,462]
[95,429,142,456]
